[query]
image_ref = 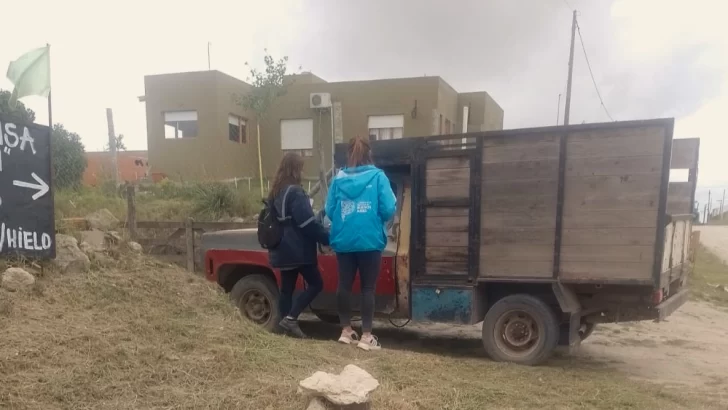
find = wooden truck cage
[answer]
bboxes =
[335,119,699,296]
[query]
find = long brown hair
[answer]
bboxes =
[347,136,373,168]
[269,152,304,199]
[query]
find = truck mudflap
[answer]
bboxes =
[655,288,689,322]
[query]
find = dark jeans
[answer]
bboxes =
[279,264,323,320]
[336,251,382,333]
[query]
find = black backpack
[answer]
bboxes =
[256,186,292,249]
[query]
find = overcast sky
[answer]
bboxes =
[1,0,726,186]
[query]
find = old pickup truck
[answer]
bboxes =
[202,118,699,365]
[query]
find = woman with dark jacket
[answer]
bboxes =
[268,152,329,338]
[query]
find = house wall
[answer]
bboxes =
[83,150,148,186]
[458,92,504,133]
[145,71,503,181]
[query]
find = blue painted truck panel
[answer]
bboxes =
[411,285,473,324]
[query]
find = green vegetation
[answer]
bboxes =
[51,123,87,189]
[55,179,258,222]
[691,245,728,308]
[0,89,36,122]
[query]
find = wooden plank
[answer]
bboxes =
[567,126,665,158]
[668,181,693,199]
[185,218,195,272]
[566,155,663,177]
[561,245,654,263]
[126,185,137,241]
[482,228,555,245]
[564,174,661,211]
[671,138,699,169]
[427,156,470,170]
[480,259,553,277]
[662,223,674,273]
[426,167,469,186]
[667,199,692,215]
[425,246,468,262]
[482,210,557,229]
[560,261,653,280]
[481,244,553,261]
[193,221,256,230]
[483,195,557,212]
[561,228,656,246]
[483,178,558,197]
[672,220,686,268]
[426,231,468,247]
[426,216,469,232]
[427,207,469,217]
[425,261,468,275]
[483,159,559,181]
[426,184,469,201]
[562,210,657,229]
[482,135,560,164]
[137,220,185,229]
[683,220,693,266]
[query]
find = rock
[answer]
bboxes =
[231,217,246,223]
[217,216,233,223]
[1,268,35,292]
[53,234,91,274]
[127,241,143,253]
[105,231,123,245]
[299,365,379,406]
[79,241,94,255]
[79,230,106,250]
[251,214,259,222]
[85,209,119,231]
[307,397,329,410]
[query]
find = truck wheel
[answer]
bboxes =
[482,294,559,366]
[230,274,280,332]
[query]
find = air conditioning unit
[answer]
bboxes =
[310,93,332,109]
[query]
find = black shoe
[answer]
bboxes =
[279,317,307,338]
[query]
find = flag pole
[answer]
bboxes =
[46,44,52,130]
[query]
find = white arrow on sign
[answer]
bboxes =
[13,172,49,200]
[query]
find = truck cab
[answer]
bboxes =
[203,118,698,365]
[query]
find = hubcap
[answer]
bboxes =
[241,290,272,324]
[494,310,541,357]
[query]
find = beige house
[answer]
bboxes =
[142,70,503,180]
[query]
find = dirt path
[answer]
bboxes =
[351,300,728,404]
[695,226,728,263]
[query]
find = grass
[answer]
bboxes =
[54,180,259,223]
[690,245,728,308]
[0,261,719,409]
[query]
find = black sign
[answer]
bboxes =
[0,114,55,259]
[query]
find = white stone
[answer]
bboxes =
[1,268,35,292]
[306,397,329,410]
[85,209,120,231]
[127,241,143,253]
[52,234,91,274]
[299,365,379,406]
[79,230,106,250]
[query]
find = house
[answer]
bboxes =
[83,150,149,186]
[142,70,503,180]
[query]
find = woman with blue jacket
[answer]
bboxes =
[325,136,397,350]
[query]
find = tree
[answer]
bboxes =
[52,124,87,189]
[104,134,127,151]
[0,89,36,123]
[236,51,294,196]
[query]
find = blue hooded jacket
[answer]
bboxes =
[325,165,397,253]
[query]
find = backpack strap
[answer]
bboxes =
[276,185,295,222]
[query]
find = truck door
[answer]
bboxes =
[410,138,484,324]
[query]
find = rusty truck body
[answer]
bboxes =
[203,118,698,365]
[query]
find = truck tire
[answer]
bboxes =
[482,294,559,366]
[230,274,280,332]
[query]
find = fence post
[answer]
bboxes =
[126,185,137,241]
[185,218,195,272]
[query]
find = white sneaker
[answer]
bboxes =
[357,335,381,351]
[338,329,359,345]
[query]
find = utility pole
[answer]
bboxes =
[563,10,577,126]
[556,94,562,125]
[707,190,712,223]
[207,42,211,70]
[106,108,119,186]
[722,189,726,220]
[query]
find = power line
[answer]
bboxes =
[561,0,574,11]
[575,20,615,121]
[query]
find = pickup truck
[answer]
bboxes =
[202,118,699,365]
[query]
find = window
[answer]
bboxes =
[368,115,404,141]
[281,118,314,157]
[228,114,247,143]
[164,111,198,139]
